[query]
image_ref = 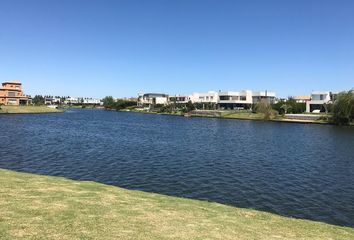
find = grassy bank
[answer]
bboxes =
[0,169,353,239]
[131,109,332,124]
[0,105,63,114]
[220,111,264,120]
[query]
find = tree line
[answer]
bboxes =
[32,95,69,105]
[102,96,137,110]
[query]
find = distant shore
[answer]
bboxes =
[123,109,337,125]
[0,105,64,114]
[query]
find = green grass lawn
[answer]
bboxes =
[0,169,353,239]
[0,105,63,114]
[220,111,265,120]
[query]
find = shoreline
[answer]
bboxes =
[0,105,64,114]
[124,109,336,125]
[3,106,350,125]
[1,168,353,239]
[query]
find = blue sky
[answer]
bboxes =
[0,0,353,98]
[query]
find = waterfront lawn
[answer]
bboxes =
[0,105,63,114]
[220,111,265,120]
[0,169,353,239]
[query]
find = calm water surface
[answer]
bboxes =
[0,109,354,227]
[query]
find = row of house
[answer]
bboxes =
[138,90,346,113]
[138,90,276,110]
[0,80,102,106]
[1,80,348,113]
[44,96,102,105]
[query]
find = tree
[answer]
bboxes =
[185,101,195,112]
[32,95,45,105]
[114,100,137,110]
[273,99,305,114]
[255,99,278,120]
[157,104,172,113]
[332,91,354,125]
[102,96,115,109]
[280,104,292,114]
[323,102,333,114]
[286,98,306,113]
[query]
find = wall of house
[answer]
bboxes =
[190,92,218,103]
[0,83,25,105]
[155,97,168,105]
[305,92,331,112]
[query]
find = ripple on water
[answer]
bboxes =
[0,109,354,227]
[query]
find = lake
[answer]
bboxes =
[0,109,353,227]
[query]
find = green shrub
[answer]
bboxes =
[102,96,115,109]
[332,91,354,125]
[272,99,306,114]
[157,105,172,113]
[32,95,45,105]
[102,96,137,110]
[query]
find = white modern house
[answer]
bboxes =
[168,95,190,104]
[189,91,219,104]
[62,97,101,105]
[137,90,276,110]
[251,91,276,104]
[217,90,253,109]
[44,97,61,105]
[189,90,276,109]
[137,93,169,107]
[306,91,335,113]
[80,98,101,105]
[64,97,79,105]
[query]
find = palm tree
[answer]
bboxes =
[280,104,292,114]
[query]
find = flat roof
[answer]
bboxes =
[143,93,168,97]
[3,80,22,84]
[311,91,330,94]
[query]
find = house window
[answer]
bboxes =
[219,96,230,100]
[8,91,16,97]
[8,99,17,105]
[240,96,246,101]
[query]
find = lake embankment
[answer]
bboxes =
[1,168,353,240]
[128,109,333,124]
[0,105,64,114]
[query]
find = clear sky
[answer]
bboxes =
[0,0,353,98]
